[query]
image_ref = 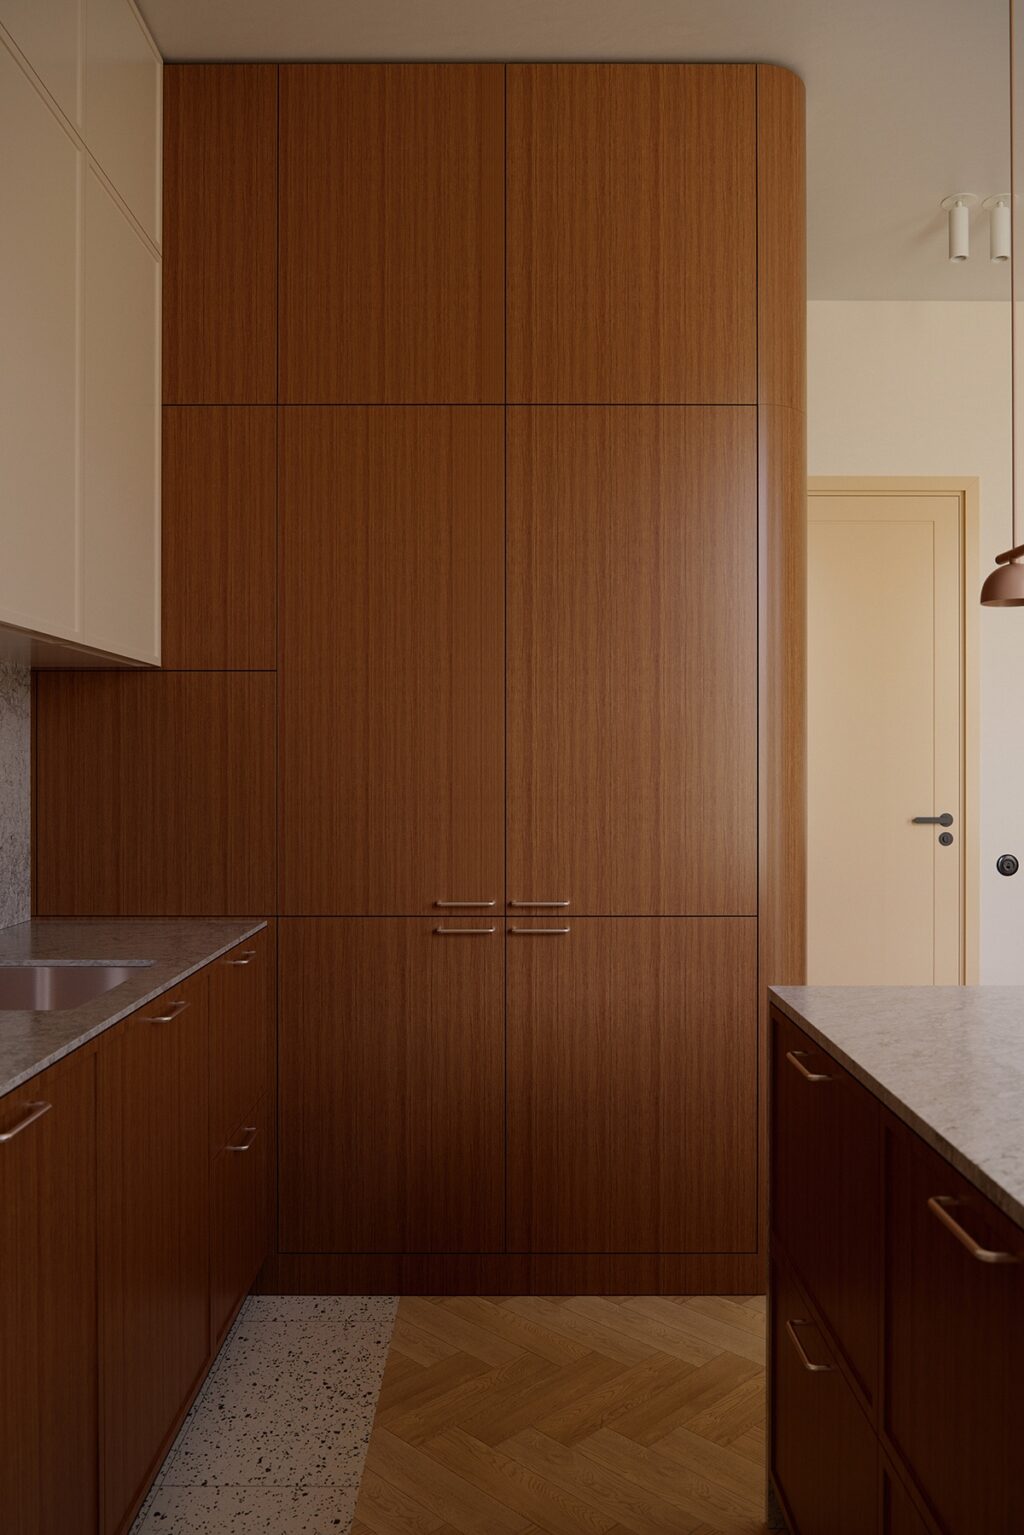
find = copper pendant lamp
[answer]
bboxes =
[983,0,1024,604]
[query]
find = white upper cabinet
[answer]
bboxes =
[0,4,161,665]
[84,0,161,244]
[0,0,81,127]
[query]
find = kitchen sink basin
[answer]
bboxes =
[0,963,151,1011]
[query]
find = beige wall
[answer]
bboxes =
[808,300,1023,981]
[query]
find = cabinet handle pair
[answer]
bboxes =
[0,1100,52,1143]
[143,999,189,1025]
[927,1195,1021,1265]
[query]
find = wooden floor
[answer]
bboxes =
[353,1294,768,1535]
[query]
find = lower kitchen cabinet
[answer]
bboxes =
[278,918,504,1253]
[209,922,274,1155]
[99,971,211,1535]
[884,1122,1024,1535]
[883,1465,932,1535]
[770,1259,878,1535]
[0,1051,98,1535]
[211,1094,272,1347]
[507,917,757,1253]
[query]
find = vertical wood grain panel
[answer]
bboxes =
[507,917,758,1253]
[279,65,504,403]
[163,64,277,404]
[279,407,504,914]
[34,672,276,915]
[757,66,807,413]
[278,918,505,1253]
[161,407,277,669]
[507,407,758,915]
[507,65,757,404]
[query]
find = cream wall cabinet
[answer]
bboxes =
[0,2,161,665]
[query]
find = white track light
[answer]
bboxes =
[941,193,978,261]
[984,195,1012,261]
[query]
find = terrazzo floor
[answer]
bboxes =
[129,1296,399,1533]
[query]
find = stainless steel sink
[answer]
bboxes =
[0,963,151,1011]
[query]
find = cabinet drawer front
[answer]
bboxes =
[771,1009,880,1403]
[211,1098,271,1347]
[210,927,274,1153]
[884,1123,1024,1535]
[771,1260,878,1535]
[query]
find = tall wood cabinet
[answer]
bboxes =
[34,61,806,1294]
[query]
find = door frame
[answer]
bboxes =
[807,476,979,984]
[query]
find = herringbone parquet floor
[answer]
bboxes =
[352,1295,768,1535]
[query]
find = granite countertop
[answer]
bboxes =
[770,985,1024,1229]
[0,918,267,1098]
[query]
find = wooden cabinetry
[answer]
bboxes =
[0,1052,98,1535]
[507,918,757,1252]
[507,407,757,915]
[883,1466,932,1535]
[507,64,756,404]
[279,64,504,403]
[278,919,504,1253]
[163,64,277,404]
[211,1093,272,1347]
[99,971,210,1534]
[771,1259,878,1535]
[279,407,504,915]
[884,1122,1024,1535]
[771,1013,880,1401]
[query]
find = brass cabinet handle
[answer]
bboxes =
[434,926,496,935]
[509,899,570,908]
[435,900,497,908]
[0,1100,52,1143]
[509,926,571,935]
[226,950,257,966]
[785,1318,834,1373]
[927,1196,1021,1265]
[227,1126,258,1153]
[143,998,189,1024]
[785,1049,833,1084]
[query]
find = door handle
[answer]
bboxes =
[912,813,953,827]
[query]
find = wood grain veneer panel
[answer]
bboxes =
[161,407,276,669]
[279,407,504,915]
[507,917,758,1254]
[278,918,505,1253]
[34,671,276,915]
[279,65,504,403]
[163,65,277,404]
[508,407,757,915]
[507,64,757,403]
[757,65,807,413]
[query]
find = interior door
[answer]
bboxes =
[807,487,963,984]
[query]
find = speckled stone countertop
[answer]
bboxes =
[770,985,1024,1229]
[0,918,267,1098]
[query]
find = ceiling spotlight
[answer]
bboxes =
[983,195,1012,261]
[941,193,978,261]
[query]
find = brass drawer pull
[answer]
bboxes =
[435,900,497,908]
[927,1196,1021,1264]
[786,1049,833,1083]
[785,1318,834,1373]
[227,1126,258,1153]
[435,926,496,935]
[143,999,189,1024]
[509,926,571,935]
[0,1100,52,1143]
[226,950,257,966]
[509,899,570,908]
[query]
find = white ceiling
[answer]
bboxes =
[137,0,1014,301]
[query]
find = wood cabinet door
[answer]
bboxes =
[884,1122,1024,1535]
[771,1260,878,1535]
[163,64,277,404]
[279,64,503,403]
[0,1053,98,1535]
[162,407,277,669]
[771,1009,881,1405]
[280,408,504,914]
[99,973,211,1535]
[210,925,275,1156]
[211,1094,271,1348]
[278,919,504,1253]
[507,64,756,404]
[507,917,757,1253]
[508,407,757,915]
[883,1466,933,1535]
